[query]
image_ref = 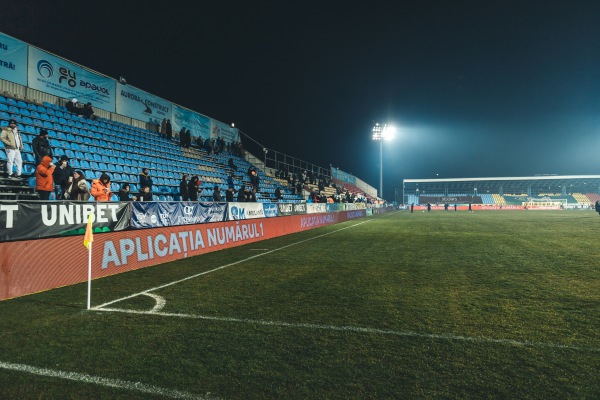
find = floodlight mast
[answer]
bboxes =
[372,123,395,200]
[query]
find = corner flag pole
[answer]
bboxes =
[84,213,94,310]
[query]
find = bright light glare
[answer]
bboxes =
[373,123,396,141]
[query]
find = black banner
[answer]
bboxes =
[0,201,131,242]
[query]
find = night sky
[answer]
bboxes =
[2,1,599,200]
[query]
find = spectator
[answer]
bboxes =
[212,185,223,202]
[185,129,192,148]
[225,187,236,202]
[180,174,189,201]
[188,175,200,201]
[248,187,257,202]
[35,156,55,200]
[65,98,82,116]
[138,185,153,201]
[203,137,212,154]
[275,186,283,200]
[236,185,247,202]
[118,183,135,201]
[166,119,172,140]
[82,102,96,120]
[52,155,73,200]
[64,170,90,201]
[250,169,260,191]
[160,118,167,136]
[32,129,53,166]
[0,119,24,179]
[139,168,153,192]
[179,127,186,147]
[227,170,235,189]
[91,172,112,201]
[228,157,237,172]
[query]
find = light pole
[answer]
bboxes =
[372,122,395,200]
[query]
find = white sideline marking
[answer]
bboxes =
[0,360,218,400]
[92,218,375,311]
[96,308,600,353]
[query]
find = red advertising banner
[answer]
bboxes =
[0,210,366,301]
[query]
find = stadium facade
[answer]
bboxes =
[403,175,600,208]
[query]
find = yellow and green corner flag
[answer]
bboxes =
[84,213,93,249]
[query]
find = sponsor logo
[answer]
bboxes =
[230,206,245,220]
[183,205,195,215]
[37,60,54,78]
[59,66,76,87]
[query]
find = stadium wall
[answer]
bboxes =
[0,210,371,301]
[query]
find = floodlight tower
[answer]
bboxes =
[372,123,395,200]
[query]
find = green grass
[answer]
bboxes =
[0,210,599,399]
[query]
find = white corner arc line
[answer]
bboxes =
[92,218,376,310]
[95,308,600,353]
[0,360,219,400]
[141,292,167,312]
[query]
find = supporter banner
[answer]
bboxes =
[306,203,327,214]
[293,203,307,214]
[326,204,344,212]
[227,202,265,220]
[211,119,240,143]
[116,83,172,126]
[131,201,227,229]
[263,203,279,218]
[172,104,210,139]
[27,47,116,112]
[353,203,366,209]
[0,201,130,242]
[0,32,28,86]
[366,208,373,216]
[332,167,356,185]
[278,203,294,216]
[344,203,356,211]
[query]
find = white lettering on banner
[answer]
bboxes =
[206,222,263,247]
[102,229,209,269]
[300,214,335,228]
[1,205,19,228]
[41,204,119,226]
[346,211,364,219]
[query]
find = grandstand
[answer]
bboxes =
[403,176,600,208]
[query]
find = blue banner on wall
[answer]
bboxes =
[0,32,28,86]
[116,82,172,127]
[210,119,239,143]
[263,203,279,217]
[27,47,116,112]
[172,104,210,140]
[131,202,227,229]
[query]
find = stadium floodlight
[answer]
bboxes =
[372,123,396,200]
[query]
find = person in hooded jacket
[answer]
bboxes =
[118,183,135,201]
[32,129,53,166]
[139,168,153,192]
[65,170,90,201]
[91,172,112,201]
[52,155,73,200]
[225,187,236,202]
[36,156,55,200]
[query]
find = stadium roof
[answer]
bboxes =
[404,175,600,183]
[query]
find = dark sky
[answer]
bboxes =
[2,1,599,200]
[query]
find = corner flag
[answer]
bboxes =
[84,213,93,249]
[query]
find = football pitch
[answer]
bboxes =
[0,210,598,399]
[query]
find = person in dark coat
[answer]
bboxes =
[138,185,153,201]
[185,129,192,148]
[139,168,153,192]
[52,154,73,200]
[32,129,53,166]
[118,184,135,201]
[595,201,600,215]
[275,187,283,200]
[166,120,172,140]
[188,175,200,201]
[212,185,223,202]
[236,185,247,202]
[179,128,186,147]
[228,158,238,172]
[180,174,189,201]
[226,187,235,202]
[427,203,431,212]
